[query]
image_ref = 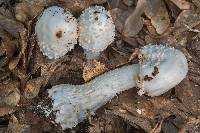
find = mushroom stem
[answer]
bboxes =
[48,44,188,129]
[48,64,138,129]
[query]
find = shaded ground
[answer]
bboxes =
[0,0,199,133]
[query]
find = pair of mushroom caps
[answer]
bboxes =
[35,6,115,59]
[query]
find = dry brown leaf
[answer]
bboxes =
[0,35,18,70]
[170,0,192,10]
[144,0,162,17]
[19,30,28,69]
[8,53,21,70]
[123,0,134,7]
[123,35,139,47]
[107,0,120,9]
[0,56,9,68]
[174,10,200,33]
[27,34,36,67]
[15,1,44,22]
[150,120,163,133]
[0,69,11,83]
[105,109,153,132]
[0,80,20,107]
[0,4,13,19]
[7,115,25,133]
[83,60,107,82]
[24,77,44,99]
[58,0,106,13]
[192,0,200,8]
[0,107,14,117]
[0,14,24,38]
[139,97,190,120]
[179,118,200,133]
[110,8,130,33]
[166,0,181,19]
[175,79,200,115]
[3,40,17,59]
[24,0,52,6]
[146,2,170,34]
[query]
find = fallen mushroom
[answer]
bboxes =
[78,6,115,59]
[48,44,188,129]
[35,6,78,59]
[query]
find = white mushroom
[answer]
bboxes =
[78,6,115,59]
[35,6,78,59]
[48,44,188,129]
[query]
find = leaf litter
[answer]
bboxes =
[0,0,199,132]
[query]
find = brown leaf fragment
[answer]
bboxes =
[179,118,200,133]
[123,0,135,7]
[123,0,146,37]
[176,79,200,115]
[7,115,25,133]
[146,2,170,34]
[105,109,153,132]
[83,60,107,82]
[192,0,200,8]
[24,77,44,99]
[145,21,158,36]
[0,3,14,19]
[138,97,190,120]
[4,41,17,59]
[170,0,192,10]
[0,80,20,107]
[192,34,200,50]
[150,120,163,133]
[8,53,21,70]
[1,39,17,59]
[0,69,11,82]
[12,68,29,89]
[92,0,106,4]
[27,34,36,66]
[19,30,28,69]
[24,0,52,6]
[58,0,106,13]
[0,38,17,69]
[0,14,24,38]
[107,0,120,9]
[0,107,14,117]
[166,0,181,19]
[123,35,139,47]
[174,10,200,33]
[15,1,44,22]
[110,8,130,33]
[144,0,162,17]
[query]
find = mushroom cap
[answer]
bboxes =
[35,6,78,59]
[78,6,115,53]
[139,44,188,96]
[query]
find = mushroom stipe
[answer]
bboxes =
[48,44,188,129]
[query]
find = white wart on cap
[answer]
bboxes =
[35,6,78,59]
[78,6,115,59]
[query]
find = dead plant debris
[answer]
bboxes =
[0,0,199,132]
